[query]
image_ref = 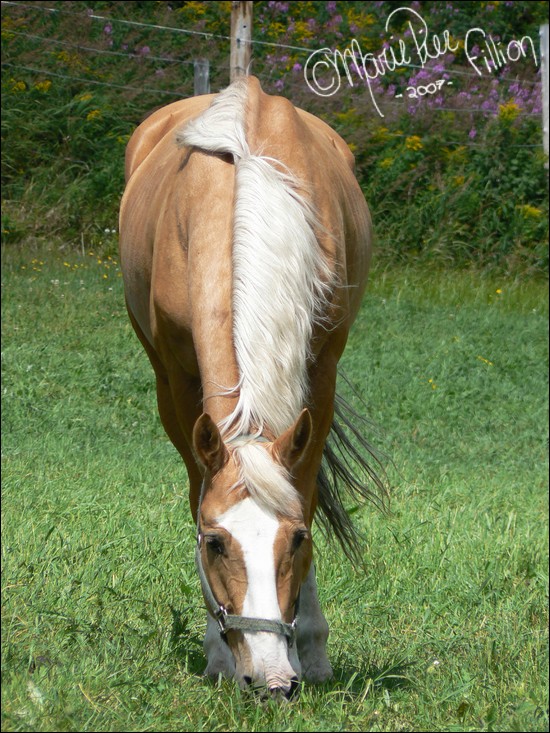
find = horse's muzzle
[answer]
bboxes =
[243,674,300,701]
[271,675,300,700]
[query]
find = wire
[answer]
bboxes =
[1,0,543,134]
[4,28,196,66]
[1,61,190,97]
[0,0,232,42]
[2,0,541,86]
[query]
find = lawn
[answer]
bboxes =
[1,244,548,732]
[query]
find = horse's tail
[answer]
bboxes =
[316,375,389,563]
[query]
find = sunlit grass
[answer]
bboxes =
[2,246,548,732]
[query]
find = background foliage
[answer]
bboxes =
[1,0,548,273]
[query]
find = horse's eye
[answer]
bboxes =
[292,528,308,553]
[205,535,225,556]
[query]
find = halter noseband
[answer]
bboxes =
[194,438,299,645]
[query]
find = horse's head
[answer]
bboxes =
[192,409,314,698]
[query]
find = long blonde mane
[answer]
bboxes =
[178,81,332,441]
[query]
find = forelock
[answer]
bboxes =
[231,443,302,520]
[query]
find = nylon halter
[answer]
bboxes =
[194,436,299,645]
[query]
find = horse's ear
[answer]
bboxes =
[273,408,313,471]
[193,413,228,474]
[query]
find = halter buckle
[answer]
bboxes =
[215,605,228,635]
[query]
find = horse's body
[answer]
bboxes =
[119,77,373,697]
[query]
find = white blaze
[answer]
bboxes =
[217,497,300,687]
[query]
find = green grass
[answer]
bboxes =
[2,244,548,732]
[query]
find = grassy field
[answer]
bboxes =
[1,244,548,732]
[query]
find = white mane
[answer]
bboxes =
[177,80,331,443]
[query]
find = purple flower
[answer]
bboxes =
[469,128,477,139]
[139,46,150,56]
[104,23,112,35]
[293,62,302,72]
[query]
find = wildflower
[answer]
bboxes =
[372,126,390,142]
[468,128,477,139]
[34,80,52,93]
[10,78,26,93]
[86,109,102,121]
[518,204,542,218]
[405,135,423,151]
[498,100,521,122]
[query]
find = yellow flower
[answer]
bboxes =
[78,93,93,102]
[405,135,423,151]
[34,80,52,93]
[498,100,520,122]
[372,126,391,143]
[294,20,314,40]
[86,109,102,121]
[379,157,394,168]
[10,78,26,93]
[518,204,542,218]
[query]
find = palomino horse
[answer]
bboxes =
[119,76,377,698]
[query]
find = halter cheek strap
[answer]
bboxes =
[194,457,299,645]
[194,542,298,644]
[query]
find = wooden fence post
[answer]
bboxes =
[194,58,210,95]
[230,1,253,82]
[540,24,549,160]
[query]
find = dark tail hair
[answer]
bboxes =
[316,374,389,563]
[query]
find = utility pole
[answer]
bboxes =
[230,1,253,82]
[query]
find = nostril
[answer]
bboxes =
[269,676,300,701]
[243,675,252,687]
[286,675,300,700]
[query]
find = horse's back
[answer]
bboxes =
[242,77,371,322]
[119,77,371,371]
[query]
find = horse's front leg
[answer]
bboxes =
[296,563,333,683]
